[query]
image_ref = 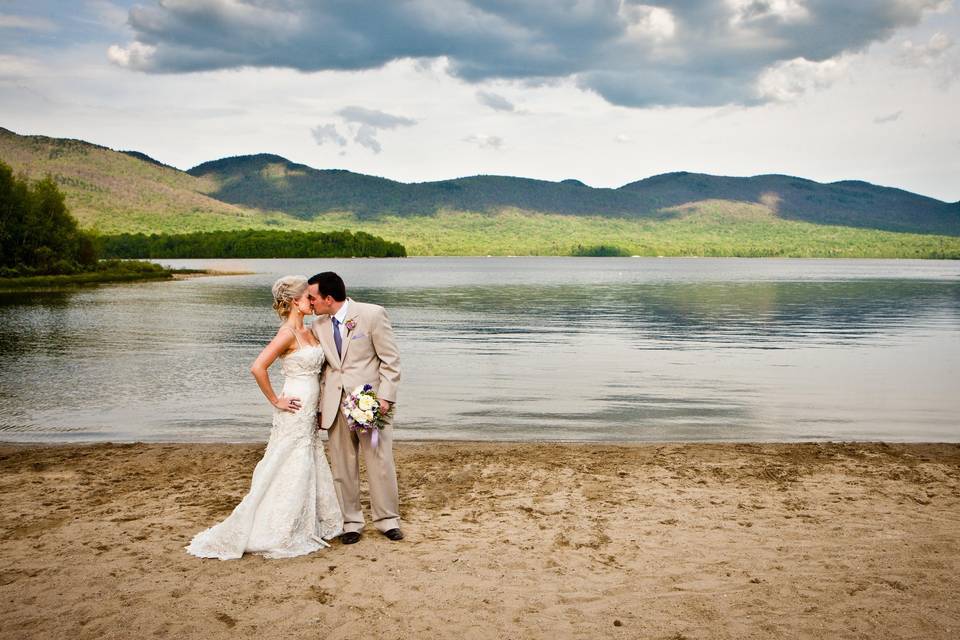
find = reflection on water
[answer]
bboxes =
[0,258,958,443]
[370,279,960,348]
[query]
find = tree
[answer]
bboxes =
[0,160,99,276]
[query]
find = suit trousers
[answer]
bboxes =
[327,408,400,533]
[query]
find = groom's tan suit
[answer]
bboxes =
[313,298,401,533]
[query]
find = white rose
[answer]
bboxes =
[358,395,376,411]
[350,408,367,423]
[363,410,375,423]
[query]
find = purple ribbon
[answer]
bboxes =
[370,428,379,449]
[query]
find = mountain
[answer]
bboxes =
[119,150,176,170]
[187,154,650,219]
[188,154,413,218]
[190,154,959,235]
[0,127,282,233]
[619,172,959,235]
[2,127,958,255]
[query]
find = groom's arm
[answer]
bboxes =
[372,306,401,403]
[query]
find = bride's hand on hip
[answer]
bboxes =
[273,395,301,412]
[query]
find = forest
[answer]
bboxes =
[99,229,408,259]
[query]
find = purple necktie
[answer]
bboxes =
[331,317,342,356]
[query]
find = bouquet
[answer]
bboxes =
[341,384,392,447]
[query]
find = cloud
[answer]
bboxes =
[108,1,948,108]
[476,90,514,112]
[311,124,347,147]
[337,106,416,129]
[897,32,954,66]
[463,134,504,150]
[313,106,416,154]
[728,0,810,26]
[82,1,132,31]
[874,110,904,124]
[895,31,959,86]
[755,56,850,102]
[0,14,58,31]
[619,4,676,41]
[354,124,383,153]
[0,54,45,79]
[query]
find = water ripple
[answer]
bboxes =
[1,258,958,442]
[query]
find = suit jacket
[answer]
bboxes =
[312,298,401,430]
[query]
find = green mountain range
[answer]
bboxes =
[2,126,958,257]
[190,153,959,235]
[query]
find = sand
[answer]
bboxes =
[1,441,958,639]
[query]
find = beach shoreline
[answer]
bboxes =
[1,441,958,639]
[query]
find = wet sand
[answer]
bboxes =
[1,441,958,639]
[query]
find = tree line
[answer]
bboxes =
[0,160,98,276]
[99,229,407,259]
[1,159,406,279]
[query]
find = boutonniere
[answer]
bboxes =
[344,318,358,332]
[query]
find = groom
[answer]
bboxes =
[307,271,403,544]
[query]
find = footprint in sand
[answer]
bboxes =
[214,612,237,628]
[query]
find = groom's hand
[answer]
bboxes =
[379,399,392,414]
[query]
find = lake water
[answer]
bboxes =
[1,257,958,443]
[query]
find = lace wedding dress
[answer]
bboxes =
[186,340,343,560]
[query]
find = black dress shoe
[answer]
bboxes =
[340,531,361,545]
[383,528,404,541]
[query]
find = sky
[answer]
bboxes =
[0,1,958,201]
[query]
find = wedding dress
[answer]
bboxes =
[186,337,343,560]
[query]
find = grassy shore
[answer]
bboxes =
[0,261,203,291]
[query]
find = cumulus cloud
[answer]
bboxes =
[897,32,954,66]
[107,42,156,68]
[728,0,810,27]
[895,31,959,86]
[314,106,416,154]
[619,3,676,41]
[755,56,849,102]
[874,110,904,124]
[476,90,514,112]
[108,0,948,108]
[463,134,504,150]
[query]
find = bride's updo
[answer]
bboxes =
[271,275,308,319]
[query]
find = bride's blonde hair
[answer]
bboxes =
[271,275,308,319]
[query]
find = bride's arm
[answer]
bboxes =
[250,330,301,413]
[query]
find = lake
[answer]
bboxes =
[1,257,957,443]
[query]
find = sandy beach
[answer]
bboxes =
[1,441,958,639]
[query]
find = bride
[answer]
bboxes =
[186,275,343,560]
